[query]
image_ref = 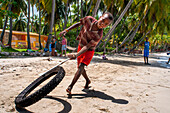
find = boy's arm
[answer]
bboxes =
[59,22,81,37]
[67,44,91,59]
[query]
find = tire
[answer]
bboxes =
[15,66,65,107]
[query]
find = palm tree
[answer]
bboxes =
[13,13,26,31]
[0,0,27,44]
[30,0,36,32]
[45,0,55,49]
[7,1,12,47]
[128,30,151,54]
[38,0,42,49]
[0,1,10,42]
[63,0,69,30]
[96,0,133,49]
[27,0,31,49]
[0,16,8,43]
[85,0,93,16]
[92,0,101,17]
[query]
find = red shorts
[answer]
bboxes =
[77,45,94,67]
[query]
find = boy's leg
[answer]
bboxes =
[66,63,85,94]
[61,50,63,56]
[144,57,146,64]
[146,57,151,65]
[82,69,91,89]
[65,50,67,56]
[167,58,170,64]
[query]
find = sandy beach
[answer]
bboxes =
[0,52,170,113]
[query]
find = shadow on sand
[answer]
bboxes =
[92,56,168,69]
[15,96,72,113]
[67,89,128,104]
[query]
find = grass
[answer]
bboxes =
[1,47,37,52]
[1,47,19,52]
[15,49,27,52]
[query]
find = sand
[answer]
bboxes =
[0,53,170,113]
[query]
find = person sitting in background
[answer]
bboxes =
[167,52,170,64]
[102,52,108,60]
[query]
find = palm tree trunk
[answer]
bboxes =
[85,0,93,16]
[103,18,126,51]
[97,0,133,48]
[112,30,116,48]
[38,0,42,49]
[58,19,61,31]
[0,16,8,43]
[76,0,79,37]
[81,0,83,18]
[69,5,72,23]
[7,16,12,47]
[128,30,151,54]
[45,0,55,49]
[31,4,34,32]
[92,0,101,17]
[163,43,167,51]
[112,20,139,52]
[63,0,69,30]
[27,0,31,49]
[119,9,149,53]
[7,1,13,48]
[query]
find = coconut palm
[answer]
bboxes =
[96,0,134,49]
[26,0,31,49]
[7,2,12,47]
[92,0,101,17]
[45,0,55,49]
[0,0,27,45]
[30,0,36,32]
[38,0,42,49]
[13,13,26,31]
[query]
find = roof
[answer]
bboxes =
[0,29,48,37]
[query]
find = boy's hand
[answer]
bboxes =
[59,29,68,37]
[67,54,76,60]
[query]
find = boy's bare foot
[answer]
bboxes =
[84,80,91,89]
[66,86,72,95]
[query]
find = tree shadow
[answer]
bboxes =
[15,96,72,113]
[67,89,128,104]
[92,57,169,69]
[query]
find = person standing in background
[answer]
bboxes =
[51,37,56,56]
[60,36,67,57]
[144,37,150,65]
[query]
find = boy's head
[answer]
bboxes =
[146,37,148,41]
[97,12,113,29]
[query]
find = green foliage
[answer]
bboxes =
[1,47,19,52]
[16,44,27,49]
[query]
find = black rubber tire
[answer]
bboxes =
[15,66,65,107]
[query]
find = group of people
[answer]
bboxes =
[49,36,67,57]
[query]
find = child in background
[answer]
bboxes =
[144,37,150,65]
[60,36,67,57]
[102,52,108,60]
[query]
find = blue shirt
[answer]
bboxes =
[144,41,150,50]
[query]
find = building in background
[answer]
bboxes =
[0,29,48,50]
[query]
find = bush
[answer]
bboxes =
[17,44,27,49]
[1,47,19,52]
